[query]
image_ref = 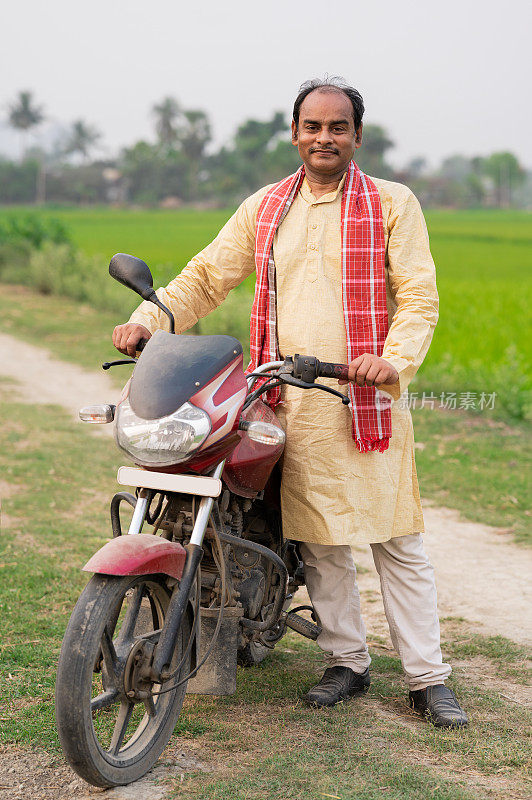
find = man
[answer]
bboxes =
[113,78,467,728]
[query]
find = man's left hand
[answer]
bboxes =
[338,354,399,387]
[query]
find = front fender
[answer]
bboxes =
[83,534,186,580]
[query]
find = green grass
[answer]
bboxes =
[412,408,531,545]
[424,209,532,242]
[0,206,231,278]
[1,392,530,799]
[0,394,123,748]
[440,618,531,684]
[419,232,531,420]
[3,205,530,268]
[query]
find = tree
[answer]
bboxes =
[405,157,427,179]
[224,112,292,196]
[64,119,101,163]
[8,90,47,202]
[233,111,287,160]
[0,157,38,203]
[356,124,394,179]
[178,110,211,200]
[264,139,301,183]
[8,90,45,157]
[179,110,211,162]
[152,96,180,148]
[440,155,472,181]
[120,141,189,205]
[482,152,525,207]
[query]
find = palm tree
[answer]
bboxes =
[152,96,180,147]
[8,90,45,157]
[8,90,46,202]
[180,109,211,199]
[65,119,101,163]
[180,110,211,161]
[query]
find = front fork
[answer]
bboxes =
[126,461,225,682]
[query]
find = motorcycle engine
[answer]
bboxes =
[234,568,266,620]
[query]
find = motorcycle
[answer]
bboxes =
[55,253,352,788]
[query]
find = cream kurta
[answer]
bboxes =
[130,174,439,546]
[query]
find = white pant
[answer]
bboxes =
[299,534,451,691]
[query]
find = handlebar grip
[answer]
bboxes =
[136,337,148,352]
[316,361,350,381]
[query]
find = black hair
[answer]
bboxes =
[293,76,364,129]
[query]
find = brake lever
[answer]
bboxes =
[281,374,350,405]
[102,358,137,370]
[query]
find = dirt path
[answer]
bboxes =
[0,744,209,800]
[352,502,532,648]
[0,332,120,430]
[1,331,531,799]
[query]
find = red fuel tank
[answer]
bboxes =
[223,400,285,498]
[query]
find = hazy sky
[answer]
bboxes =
[2,0,531,168]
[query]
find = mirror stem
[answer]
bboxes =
[147,290,175,334]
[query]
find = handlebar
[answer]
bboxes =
[293,354,349,383]
[244,353,351,409]
[316,361,349,381]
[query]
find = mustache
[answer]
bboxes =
[309,147,339,154]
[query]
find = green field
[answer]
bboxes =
[1,206,531,420]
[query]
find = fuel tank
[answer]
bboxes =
[223,400,285,498]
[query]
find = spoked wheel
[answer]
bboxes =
[55,573,191,788]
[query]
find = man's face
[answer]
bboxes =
[292,89,362,176]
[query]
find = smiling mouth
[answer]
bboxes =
[311,149,338,155]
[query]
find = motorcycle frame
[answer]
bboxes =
[120,360,285,681]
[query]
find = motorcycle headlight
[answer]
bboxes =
[114,399,211,467]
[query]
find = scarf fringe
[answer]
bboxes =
[355,436,390,453]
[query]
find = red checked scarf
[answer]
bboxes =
[246,159,392,453]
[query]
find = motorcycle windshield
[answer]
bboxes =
[129,330,243,419]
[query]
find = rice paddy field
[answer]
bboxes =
[1,205,531,420]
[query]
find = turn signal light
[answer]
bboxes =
[79,404,116,424]
[240,420,285,446]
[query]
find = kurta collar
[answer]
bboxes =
[300,172,347,205]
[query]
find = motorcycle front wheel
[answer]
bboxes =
[55,573,191,788]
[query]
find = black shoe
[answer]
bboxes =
[304,666,370,708]
[409,684,468,728]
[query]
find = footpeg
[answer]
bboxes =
[285,611,321,641]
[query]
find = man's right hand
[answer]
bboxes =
[112,323,152,357]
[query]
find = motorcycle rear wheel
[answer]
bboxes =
[55,573,191,788]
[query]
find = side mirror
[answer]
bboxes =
[109,252,176,334]
[109,254,155,301]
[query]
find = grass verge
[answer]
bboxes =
[412,407,531,545]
